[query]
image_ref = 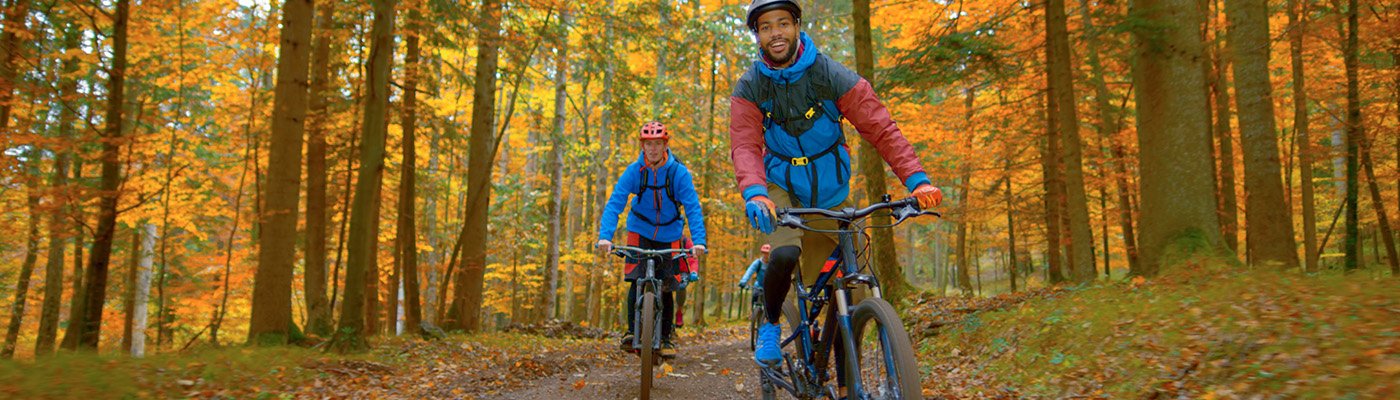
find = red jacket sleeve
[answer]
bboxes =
[729,96,768,197]
[836,78,927,187]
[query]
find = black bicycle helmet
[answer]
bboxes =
[745,0,802,32]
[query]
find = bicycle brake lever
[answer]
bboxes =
[777,213,806,229]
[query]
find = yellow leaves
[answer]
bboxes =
[572,379,587,390]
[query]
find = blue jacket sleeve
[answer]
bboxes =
[598,166,639,241]
[739,258,762,286]
[675,166,707,246]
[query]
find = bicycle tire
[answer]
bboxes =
[849,297,922,400]
[749,299,764,351]
[639,289,657,400]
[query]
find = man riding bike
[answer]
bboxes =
[728,0,944,372]
[738,244,771,290]
[597,121,707,358]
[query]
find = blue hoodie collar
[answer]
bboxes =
[756,32,818,84]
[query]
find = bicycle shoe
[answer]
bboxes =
[619,333,635,351]
[754,322,782,365]
[660,340,677,358]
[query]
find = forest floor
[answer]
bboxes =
[3,259,1397,399]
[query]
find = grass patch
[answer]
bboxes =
[0,345,331,399]
[913,258,1400,398]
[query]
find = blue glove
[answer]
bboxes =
[676,280,689,290]
[746,195,776,234]
[687,272,700,282]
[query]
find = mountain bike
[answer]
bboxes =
[755,195,938,400]
[610,245,691,400]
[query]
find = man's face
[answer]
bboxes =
[642,139,667,164]
[754,9,799,67]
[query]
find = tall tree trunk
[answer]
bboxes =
[122,226,139,354]
[852,0,911,301]
[956,88,975,293]
[397,0,422,333]
[1130,0,1223,276]
[1212,32,1240,254]
[61,160,85,351]
[35,21,79,355]
[1226,0,1299,269]
[1079,0,1139,272]
[1047,0,1096,283]
[1041,84,1066,281]
[155,0,189,351]
[303,0,336,337]
[130,224,155,357]
[1005,155,1018,292]
[544,10,569,321]
[0,0,30,131]
[445,0,502,333]
[368,183,382,335]
[74,0,131,350]
[1289,0,1318,272]
[250,0,315,345]
[1341,0,1359,272]
[333,0,395,351]
[2,159,40,359]
[1362,135,1399,273]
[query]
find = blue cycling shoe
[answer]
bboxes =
[754,322,782,366]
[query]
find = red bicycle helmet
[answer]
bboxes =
[760,244,772,253]
[640,121,669,141]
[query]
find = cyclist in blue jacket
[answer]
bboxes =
[597,121,707,358]
[738,244,771,290]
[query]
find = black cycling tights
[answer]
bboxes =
[763,245,802,323]
[626,281,675,341]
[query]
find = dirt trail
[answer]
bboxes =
[489,326,762,400]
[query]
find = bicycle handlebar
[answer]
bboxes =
[775,196,940,231]
[610,245,693,260]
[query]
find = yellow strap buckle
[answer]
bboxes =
[804,107,816,119]
[791,157,810,166]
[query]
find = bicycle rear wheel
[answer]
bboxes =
[849,297,922,400]
[639,289,657,400]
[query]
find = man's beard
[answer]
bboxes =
[762,40,794,66]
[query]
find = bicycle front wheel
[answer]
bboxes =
[639,289,657,400]
[849,297,922,400]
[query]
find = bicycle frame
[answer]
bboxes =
[763,216,870,398]
[759,196,936,399]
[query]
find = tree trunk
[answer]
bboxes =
[0,0,30,131]
[445,0,502,333]
[122,226,139,354]
[1130,0,1223,276]
[397,0,422,333]
[303,0,336,337]
[35,22,80,356]
[852,0,911,301]
[1212,33,1240,254]
[60,159,86,351]
[211,132,252,345]
[1040,86,1066,282]
[333,0,395,351]
[1,159,40,359]
[1079,0,1139,273]
[544,10,569,321]
[1005,155,1018,292]
[1226,0,1299,269]
[73,0,131,350]
[249,0,314,345]
[1046,0,1097,283]
[956,88,975,294]
[1362,134,1399,273]
[1289,0,1318,272]
[130,224,155,357]
[1341,0,1359,272]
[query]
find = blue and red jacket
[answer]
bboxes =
[598,150,707,246]
[729,32,929,209]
